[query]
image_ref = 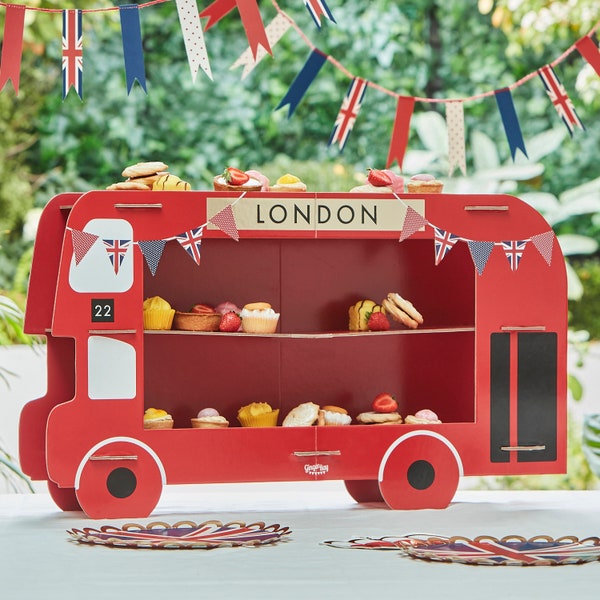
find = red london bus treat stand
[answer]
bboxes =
[19,190,567,518]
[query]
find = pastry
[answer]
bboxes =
[152,173,191,191]
[191,408,229,429]
[213,167,263,192]
[381,292,424,329]
[237,402,279,427]
[406,173,444,193]
[318,406,352,426]
[172,302,221,331]
[120,161,169,189]
[350,168,404,194]
[240,302,280,334]
[269,173,307,192]
[405,409,442,425]
[282,402,320,427]
[245,170,270,191]
[143,408,174,429]
[143,296,175,330]
[106,181,153,191]
[356,411,403,425]
[349,299,383,331]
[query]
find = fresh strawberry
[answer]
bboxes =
[190,303,216,315]
[219,311,242,332]
[372,392,398,413]
[367,311,390,331]
[222,167,250,186]
[367,168,393,187]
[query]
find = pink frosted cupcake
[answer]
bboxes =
[240,302,280,334]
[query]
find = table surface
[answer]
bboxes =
[0,483,599,599]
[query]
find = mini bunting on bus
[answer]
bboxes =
[501,240,527,271]
[209,204,240,241]
[538,65,584,136]
[71,229,99,265]
[62,9,83,100]
[176,225,205,265]
[467,240,495,276]
[0,4,26,94]
[399,205,427,242]
[303,0,335,29]
[119,4,147,94]
[531,230,555,265]
[138,239,167,276]
[329,77,367,151]
[433,227,459,265]
[495,88,528,160]
[103,239,131,274]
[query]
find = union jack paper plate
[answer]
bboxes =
[321,535,449,551]
[402,534,600,566]
[67,520,292,549]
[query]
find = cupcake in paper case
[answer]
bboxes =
[406,173,444,193]
[237,402,280,427]
[240,302,280,334]
[144,408,174,429]
[143,296,175,330]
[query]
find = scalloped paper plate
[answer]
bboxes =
[402,534,600,566]
[67,520,292,549]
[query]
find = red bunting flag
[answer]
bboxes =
[71,229,99,265]
[0,4,26,94]
[531,231,555,266]
[575,36,600,78]
[209,204,240,241]
[399,206,427,242]
[387,96,415,170]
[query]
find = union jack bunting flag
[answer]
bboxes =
[304,0,336,29]
[434,227,460,266]
[538,65,584,136]
[329,78,367,151]
[176,226,204,265]
[102,239,131,274]
[62,9,83,100]
[501,240,527,271]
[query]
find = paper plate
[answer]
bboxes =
[67,520,292,549]
[321,535,449,551]
[402,534,600,566]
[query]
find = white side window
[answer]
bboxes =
[88,336,136,399]
[69,218,134,292]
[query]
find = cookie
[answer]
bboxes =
[121,161,168,179]
[356,411,403,424]
[106,181,152,190]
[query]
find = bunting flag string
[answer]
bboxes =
[468,240,495,276]
[303,0,335,30]
[71,229,99,265]
[62,9,83,100]
[433,227,459,266]
[0,4,26,94]
[494,88,528,160]
[501,240,527,271]
[102,239,131,274]
[119,4,147,94]
[209,204,240,241]
[328,77,367,151]
[175,226,205,265]
[538,64,585,136]
[175,0,213,82]
[138,239,167,276]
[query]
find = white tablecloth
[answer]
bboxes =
[0,483,598,599]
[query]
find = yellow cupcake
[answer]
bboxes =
[237,402,280,427]
[143,296,175,330]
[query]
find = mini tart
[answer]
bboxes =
[356,411,403,425]
[144,408,174,429]
[213,175,262,192]
[282,402,320,427]
[407,174,443,193]
[269,174,307,192]
[191,415,229,429]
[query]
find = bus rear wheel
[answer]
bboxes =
[378,431,462,510]
[75,439,164,519]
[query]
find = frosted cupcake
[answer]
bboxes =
[143,296,175,330]
[240,302,280,333]
[269,173,307,192]
[407,173,444,193]
[143,408,174,429]
[237,402,280,427]
[191,408,229,429]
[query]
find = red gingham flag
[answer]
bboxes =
[62,9,83,100]
[329,78,367,151]
[538,65,584,136]
[209,204,240,241]
[71,229,98,265]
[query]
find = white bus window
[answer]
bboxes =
[69,218,134,293]
[88,336,136,399]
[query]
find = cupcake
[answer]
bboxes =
[143,408,174,429]
[240,302,280,333]
[237,402,280,427]
[269,173,307,192]
[191,408,229,429]
[406,173,444,193]
[213,167,263,192]
[143,296,175,330]
[350,168,404,194]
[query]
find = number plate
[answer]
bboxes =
[91,299,114,322]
